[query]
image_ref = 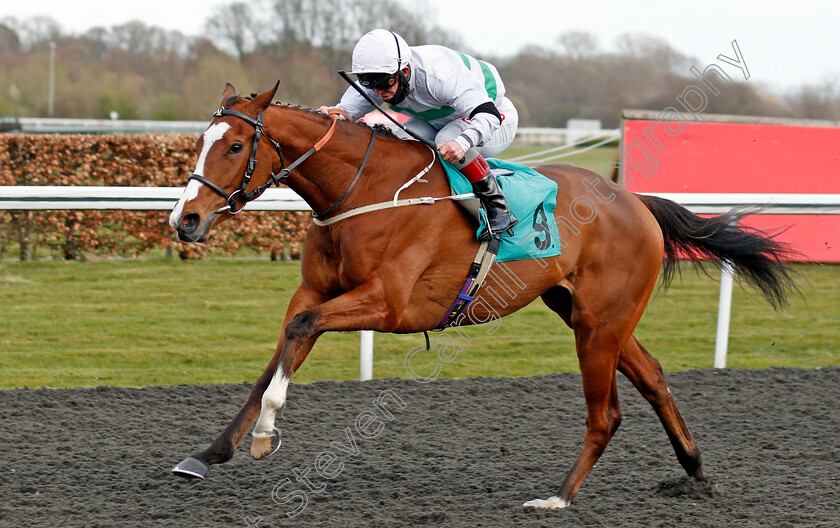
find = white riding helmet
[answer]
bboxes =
[350,29,412,74]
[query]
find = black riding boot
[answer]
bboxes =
[471,171,518,240]
[456,150,518,240]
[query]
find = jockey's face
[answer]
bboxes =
[374,67,409,102]
[374,82,399,101]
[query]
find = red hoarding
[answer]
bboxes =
[621,114,840,261]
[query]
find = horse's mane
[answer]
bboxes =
[223,93,403,141]
[295,104,403,141]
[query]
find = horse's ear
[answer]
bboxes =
[250,81,280,113]
[220,83,236,106]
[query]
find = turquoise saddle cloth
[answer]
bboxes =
[442,158,563,262]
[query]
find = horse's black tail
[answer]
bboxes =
[637,194,799,309]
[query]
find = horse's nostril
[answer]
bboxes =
[179,213,201,234]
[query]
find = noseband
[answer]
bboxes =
[188,107,349,216]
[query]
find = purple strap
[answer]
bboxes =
[436,277,477,328]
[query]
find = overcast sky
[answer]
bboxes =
[3,0,838,94]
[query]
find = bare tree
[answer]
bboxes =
[5,15,62,52]
[615,32,691,73]
[0,9,814,126]
[785,78,840,120]
[204,3,262,62]
[0,23,21,56]
[109,21,187,58]
[557,31,599,61]
[268,0,456,52]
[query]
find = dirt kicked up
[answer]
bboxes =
[1,367,838,527]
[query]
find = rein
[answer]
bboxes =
[312,127,377,220]
[189,103,451,225]
[188,107,351,216]
[312,144,474,227]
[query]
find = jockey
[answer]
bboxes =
[319,28,519,240]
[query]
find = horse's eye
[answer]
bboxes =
[229,143,243,154]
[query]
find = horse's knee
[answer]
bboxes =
[285,310,319,341]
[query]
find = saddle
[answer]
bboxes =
[435,162,561,329]
[450,167,514,221]
[441,159,563,263]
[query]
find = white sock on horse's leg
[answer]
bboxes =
[522,496,570,509]
[251,370,289,458]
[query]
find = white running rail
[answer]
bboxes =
[3,186,838,372]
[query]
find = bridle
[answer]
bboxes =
[188,106,373,218]
[188,108,286,215]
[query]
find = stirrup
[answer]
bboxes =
[478,224,515,243]
[485,233,502,254]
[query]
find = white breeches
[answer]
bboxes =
[401,97,519,157]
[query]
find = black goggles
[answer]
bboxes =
[357,72,399,90]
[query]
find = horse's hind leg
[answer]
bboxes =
[618,335,706,481]
[524,322,624,509]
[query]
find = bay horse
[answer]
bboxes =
[168,82,795,508]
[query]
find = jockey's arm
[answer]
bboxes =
[459,102,503,149]
[440,102,503,162]
[438,101,503,163]
[427,56,504,159]
[437,140,465,163]
[320,86,379,121]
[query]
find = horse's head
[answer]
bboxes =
[169,82,282,242]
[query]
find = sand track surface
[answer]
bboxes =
[1,367,838,527]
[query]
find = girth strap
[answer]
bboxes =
[435,236,499,329]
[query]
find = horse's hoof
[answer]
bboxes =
[171,456,209,480]
[251,427,282,460]
[523,496,570,509]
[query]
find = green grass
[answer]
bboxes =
[0,145,832,388]
[1,258,837,389]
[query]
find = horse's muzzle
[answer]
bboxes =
[175,213,206,243]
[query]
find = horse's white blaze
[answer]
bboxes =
[168,122,231,229]
[254,372,290,434]
[522,496,570,509]
[168,179,202,229]
[194,122,231,176]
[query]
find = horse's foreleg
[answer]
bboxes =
[524,326,623,509]
[249,276,403,458]
[172,286,323,478]
[248,331,319,459]
[618,335,705,481]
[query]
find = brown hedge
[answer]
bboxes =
[0,134,311,260]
